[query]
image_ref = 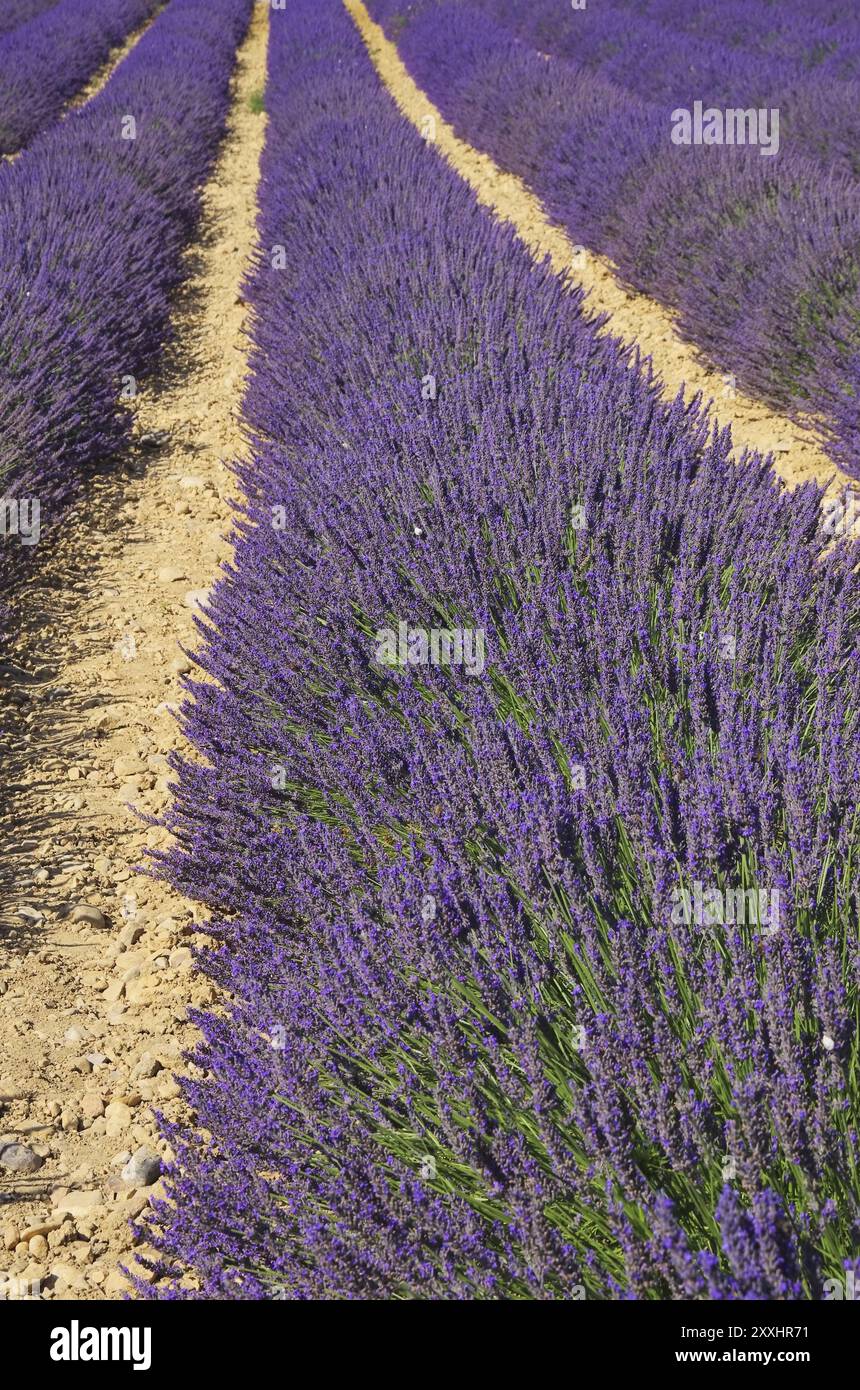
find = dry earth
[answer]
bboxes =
[346,0,854,497]
[0,0,268,1300]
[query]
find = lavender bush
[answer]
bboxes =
[490,0,860,179]
[0,0,162,155]
[0,0,253,628]
[0,0,61,41]
[467,0,860,127]
[142,0,860,1300]
[366,0,860,477]
[634,0,859,73]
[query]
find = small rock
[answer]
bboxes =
[118,921,144,949]
[81,1094,104,1120]
[157,566,187,584]
[51,1261,88,1291]
[70,905,106,930]
[63,1025,88,1045]
[178,475,205,490]
[134,1053,162,1079]
[53,1190,104,1218]
[60,1112,79,1133]
[112,755,145,777]
[104,1269,132,1295]
[104,1103,133,1134]
[3,1224,20,1251]
[140,430,169,450]
[28,1235,48,1259]
[184,589,211,612]
[121,1147,162,1187]
[20,1220,62,1242]
[0,1144,44,1175]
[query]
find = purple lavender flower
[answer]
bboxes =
[134,0,860,1301]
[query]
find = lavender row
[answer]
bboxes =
[0,0,161,155]
[467,0,860,245]
[0,0,252,616]
[378,0,860,174]
[619,0,860,69]
[0,0,59,41]
[366,0,860,476]
[467,0,860,163]
[143,0,860,1300]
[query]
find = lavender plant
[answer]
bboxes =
[0,0,253,634]
[0,0,61,41]
[142,0,860,1301]
[0,0,161,155]
[467,0,860,121]
[366,0,860,477]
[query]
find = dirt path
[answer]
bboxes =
[0,0,268,1301]
[345,0,852,498]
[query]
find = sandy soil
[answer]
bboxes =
[0,0,268,1300]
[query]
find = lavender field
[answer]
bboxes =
[0,0,858,1324]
